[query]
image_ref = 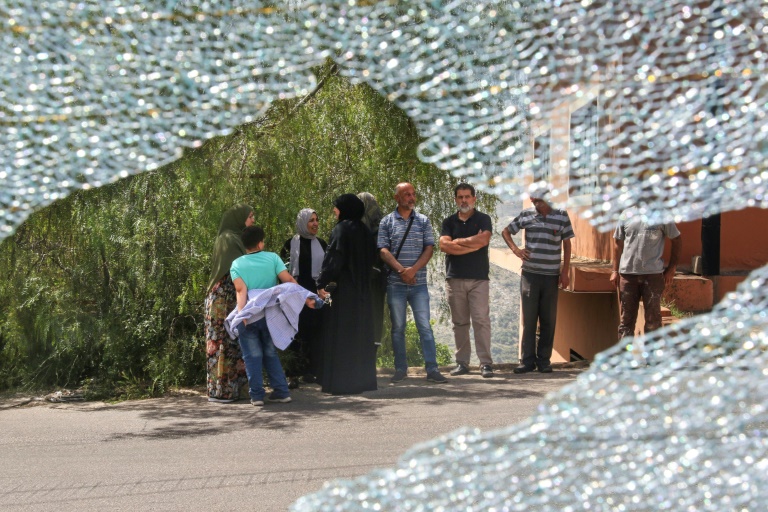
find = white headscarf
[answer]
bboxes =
[289,208,324,280]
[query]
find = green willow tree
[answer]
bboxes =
[0,62,496,396]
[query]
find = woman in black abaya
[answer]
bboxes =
[316,194,378,395]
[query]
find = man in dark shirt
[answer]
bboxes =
[439,183,495,378]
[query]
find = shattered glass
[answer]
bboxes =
[5,0,765,235]
[2,0,767,508]
[293,265,768,510]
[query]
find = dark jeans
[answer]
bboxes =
[520,271,559,369]
[618,273,665,339]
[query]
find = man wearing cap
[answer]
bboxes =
[501,187,574,374]
[610,207,682,340]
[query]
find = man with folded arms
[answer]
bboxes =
[439,183,495,378]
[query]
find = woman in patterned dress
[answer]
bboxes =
[204,204,255,402]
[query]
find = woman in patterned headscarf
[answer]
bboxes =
[204,204,254,403]
[280,208,328,388]
[357,192,386,347]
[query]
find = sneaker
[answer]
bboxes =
[538,365,553,374]
[480,364,494,378]
[208,397,235,403]
[450,363,470,376]
[390,369,407,383]
[267,392,292,403]
[426,370,448,384]
[513,365,536,374]
[251,399,264,407]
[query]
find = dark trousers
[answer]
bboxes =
[520,271,559,368]
[618,273,665,339]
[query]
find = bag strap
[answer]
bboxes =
[393,214,415,260]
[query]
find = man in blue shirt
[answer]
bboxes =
[378,182,448,384]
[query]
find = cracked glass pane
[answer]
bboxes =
[6,1,764,236]
[293,264,768,510]
[2,1,767,508]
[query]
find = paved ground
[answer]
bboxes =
[0,366,582,511]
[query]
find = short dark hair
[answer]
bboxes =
[241,225,265,250]
[454,183,476,197]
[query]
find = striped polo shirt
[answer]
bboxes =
[377,209,435,286]
[506,207,575,275]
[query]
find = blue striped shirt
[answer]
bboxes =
[377,209,435,286]
[506,208,575,275]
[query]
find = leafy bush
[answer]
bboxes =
[0,61,494,396]
[377,319,453,369]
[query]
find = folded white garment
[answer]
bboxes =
[225,283,320,350]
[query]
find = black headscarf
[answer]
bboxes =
[334,194,365,222]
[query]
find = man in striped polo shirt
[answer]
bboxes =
[378,182,448,384]
[502,188,574,374]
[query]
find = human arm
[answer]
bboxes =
[610,238,624,288]
[664,234,682,286]
[501,226,530,261]
[377,215,400,273]
[439,230,491,255]
[379,247,402,273]
[316,224,345,293]
[398,245,433,285]
[559,238,571,289]
[233,277,249,325]
[277,270,297,285]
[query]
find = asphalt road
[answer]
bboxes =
[0,367,581,511]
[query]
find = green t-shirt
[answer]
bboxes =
[230,251,286,290]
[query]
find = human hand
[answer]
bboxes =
[317,288,329,300]
[559,272,570,289]
[399,267,417,284]
[514,247,531,261]
[663,267,676,287]
[609,271,619,288]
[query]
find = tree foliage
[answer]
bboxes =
[0,62,496,395]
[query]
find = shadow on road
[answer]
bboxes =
[97,370,582,441]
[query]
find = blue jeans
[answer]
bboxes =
[237,318,290,401]
[387,283,438,372]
